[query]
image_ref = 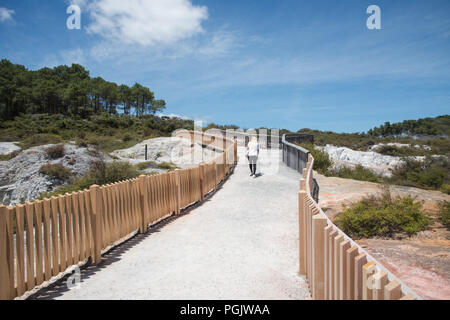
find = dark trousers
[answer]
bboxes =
[248,156,257,174]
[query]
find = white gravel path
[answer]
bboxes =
[32,148,310,300]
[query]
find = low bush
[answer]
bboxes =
[334,189,431,239]
[440,184,450,195]
[297,142,333,175]
[328,165,382,183]
[41,160,141,198]
[389,156,449,190]
[20,133,63,149]
[136,161,156,171]
[39,163,73,182]
[156,162,178,170]
[45,144,65,159]
[438,201,450,229]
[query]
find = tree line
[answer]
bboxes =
[367,115,450,137]
[0,59,166,121]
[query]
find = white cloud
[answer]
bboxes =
[80,0,208,46]
[0,7,15,22]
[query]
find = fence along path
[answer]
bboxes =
[295,143,420,300]
[0,131,236,300]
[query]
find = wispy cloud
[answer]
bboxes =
[0,7,15,22]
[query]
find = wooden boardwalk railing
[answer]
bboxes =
[0,131,237,300]
[296,146,420,300]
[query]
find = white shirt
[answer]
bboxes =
[247,142,260,157]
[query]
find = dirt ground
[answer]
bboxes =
[315,172,450,300]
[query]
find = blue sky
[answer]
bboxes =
[0,0,449,132]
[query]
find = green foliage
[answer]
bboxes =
[156,162,178,170]
[136,161,156,170]
[296,142,333,175]
[368,115,450,137]
[45,144,65,159]
[328,165,382,183]
[39,163,73,182]
[0,113,194,153]
[440,184,450,195]
[40,160,140,198]
[0,150,20,161]
[438,201,450,229]
[335,189,431,239]
[0,59,166,121]
[19,133,63,149]
[389,156,449,190]
[376,145,423,157]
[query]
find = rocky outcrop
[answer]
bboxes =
[0,144,108,206]
[111,137,220,168]
[0,142,21,156]
[316,144,404,177]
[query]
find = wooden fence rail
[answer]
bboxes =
[0,131,237,300]
[297,148,421,300]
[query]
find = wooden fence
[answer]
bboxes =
[0,131,237,300]
[298,153,420,300]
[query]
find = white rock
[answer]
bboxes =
[0,143,109,206]
[0,142,21,156]
[111,137,220,169]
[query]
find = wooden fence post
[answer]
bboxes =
[199,164,205,201]
[362,261,376,300]
[175,169,181,215]
[0,205,11,300]
[90,185,103,264]
[339,240,351,300]
[346,246,359,300]
[354,252,367,300]
[385,280,402,300]
[333,234,344,299]
[139,175,147,233]
[298,190,307,275]
[214,161,218,190]
[234,139,238,164]
[312,214,327,299]
[373,269,388,300]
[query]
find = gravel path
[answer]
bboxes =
[31,148,310,300]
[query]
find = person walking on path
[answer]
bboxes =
[246,137,260,177]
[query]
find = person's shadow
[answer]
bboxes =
[254,173,264,178]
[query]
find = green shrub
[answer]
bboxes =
[440,184,450,195]
[45,144,65,159]
[156,162,178,170]
[20,133,63,149]
[389,156,449,190]
[136,161,156,170]
[122,133,132,142]
[41,160,140,198]
[39,163,73,182]
[335,189,431,239]
[297,142,333,175]
[438,201,450,229]
[329,165,382,183]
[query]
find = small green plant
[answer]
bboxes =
[20,133,63,149]
[45,144,65,159]
[122,133,132,142]
[40,160,141,198]
[156,162,178,170]
[438,201,450,229]
[296,142,333,175]
[136,161,156,171]
[154,152,163,160]
[440,184,450,195]
[328,165,382,183]
[39,163,73,182]
[335,188,431,239]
